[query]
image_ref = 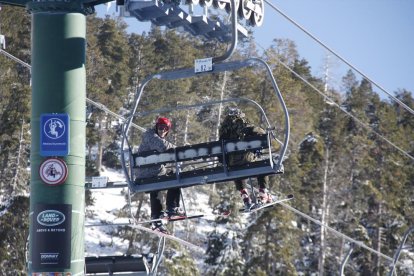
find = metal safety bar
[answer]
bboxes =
[388,226,414,276]
[340,243,354,276]
[121,58,290,192]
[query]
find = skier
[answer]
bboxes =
[135,117,185,233]
[219,107,273,211]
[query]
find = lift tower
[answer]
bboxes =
[0,0,101,274]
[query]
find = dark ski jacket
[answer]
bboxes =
[219,114,265,166]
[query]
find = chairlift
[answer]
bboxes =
[120,57,290,194]
[84,3,288,270]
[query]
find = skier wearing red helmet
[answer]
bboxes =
[156,117,172,129]
[135,116,184,234]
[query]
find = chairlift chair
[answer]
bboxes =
[120,57,290,195]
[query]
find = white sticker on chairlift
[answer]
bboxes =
[195,58,212,73]
[91,176,108,188]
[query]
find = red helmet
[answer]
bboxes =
[156,117,172,129]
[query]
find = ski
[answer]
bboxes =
[135,214,204,225]
[86,212,222,228]
[168,214,204,221]
[127,224,204,253]
[201,210,232,221]
[240,194,294,213]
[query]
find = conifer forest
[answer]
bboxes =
[1,5,414,275]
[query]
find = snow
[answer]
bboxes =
[84,166,221,261]
[85,167,133,256]
[0,198,13,217]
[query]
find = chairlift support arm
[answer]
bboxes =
[388,226,414,276]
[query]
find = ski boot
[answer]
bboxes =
[240,188,253,212]
[258,188,273,205]
[151,220,169,235]
[167,207,186,219]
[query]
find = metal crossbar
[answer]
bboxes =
[130,134,283,192]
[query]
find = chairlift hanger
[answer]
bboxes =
[121,57,290,193]
[119,0,265,43]
[134,97,284,145]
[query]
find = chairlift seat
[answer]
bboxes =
[85,255,146,274]
[152,6,188,26]
[125,0,248,41]
[128,0,170,21]
[184,15,217,36]
[131,134,282,193]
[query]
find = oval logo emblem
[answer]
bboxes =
[37,210,65,227]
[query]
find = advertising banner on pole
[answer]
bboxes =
[31,203,72,269]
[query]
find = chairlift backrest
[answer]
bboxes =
[133,133,268,168]
[130,133,282,193]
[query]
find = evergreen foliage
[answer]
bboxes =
[1,6,413,275]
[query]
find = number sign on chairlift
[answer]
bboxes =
[194,57,213,73]
[91,176,109,188]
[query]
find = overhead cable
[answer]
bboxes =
[86,98,145,132]
[0,48,31,70]
[1,48,144,132]
[275,57,414,162]
[279,201,409,269]
[264,0,414,117]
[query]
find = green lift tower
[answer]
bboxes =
[0,0,108,274]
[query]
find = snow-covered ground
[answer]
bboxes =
[85,167,132,256]
[84,167,227,261]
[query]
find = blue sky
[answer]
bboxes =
[97,0,414,96]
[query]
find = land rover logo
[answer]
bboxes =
[37,210,65,227]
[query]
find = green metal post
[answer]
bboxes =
[27,3,87,274]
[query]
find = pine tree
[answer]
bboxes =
[0,196,30,274]
[86,15,131,171]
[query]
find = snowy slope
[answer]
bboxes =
[84,167,227,261]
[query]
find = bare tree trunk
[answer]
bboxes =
[213,71,227,194]
[96,115,106,172]
[215,71,227,141]
[318,147,330,275]
[96,136,103,173]
[11,118,25,195]
[134,193,145,221]
[183,109,190,145]
[373,202,382,276]
[127,193,145,254]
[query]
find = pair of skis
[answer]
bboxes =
[127,223,204,253]
[137,193,294,226]
[132,194,294,252]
